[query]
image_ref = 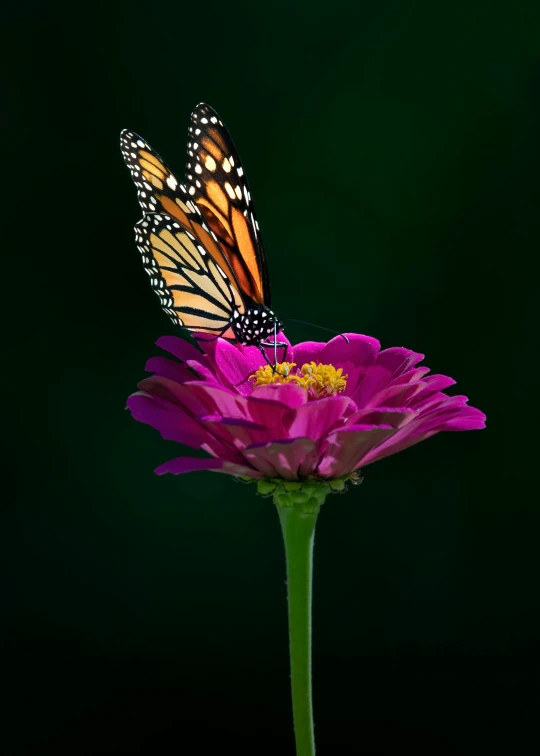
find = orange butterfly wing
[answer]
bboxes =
[184,103,270,306]
[120,129,237,295]
[134,212,242,339]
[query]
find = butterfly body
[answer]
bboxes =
[121,103,285,360]
[231,305,283,347]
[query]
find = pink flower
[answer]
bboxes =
[127,333,485,481]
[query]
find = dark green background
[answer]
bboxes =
[4,1,539,753]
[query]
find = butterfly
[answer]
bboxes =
[120,103,286,364]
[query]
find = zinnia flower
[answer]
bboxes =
[127,332,485,485]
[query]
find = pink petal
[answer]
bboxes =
[377,347,425,375]
[351,363,393,407]
[155,456,262,477]
[197,385,307,443]
[413,406,485,435]
[362,430,440,466]
[321,333,380,369]
[287,395,351,439]
[351,348,425,408]
[127,394,221,452]
[187,386,306,454]
[201,334,292,395]
[243,437,318,480]
[155,335,203,363]
[145,356,195,383]
[361,405,486,465]
[411,393,469,417]
[198,414,267,430]
[197,418,275,455]
[202,338,261,395]
[137,376,214,416]
[185,359,222,383]
[316,424,396,478]
[387,366,431,387]
[366,382,426,408]
[290,340,327,367]
[250,383,308,408]
[408,374,457,405]
[439,415,486,430]
[346,406,419,428]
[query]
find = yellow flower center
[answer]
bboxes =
[250,361,348,400]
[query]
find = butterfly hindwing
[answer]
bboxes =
[185,103,270,306]
[135,212,243,338]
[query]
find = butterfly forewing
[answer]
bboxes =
[135,212,243,338]
[120,129,237,284]
[185,103,270,306]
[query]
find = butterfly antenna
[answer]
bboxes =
[285,318,349,344]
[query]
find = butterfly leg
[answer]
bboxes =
[258,343,280,371]
[259,318,288,371]
[258,345,288,373]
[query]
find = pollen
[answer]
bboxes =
[250,361,347,400]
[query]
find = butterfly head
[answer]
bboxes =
[231,306,283,347]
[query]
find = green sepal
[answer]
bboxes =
[256,479,279,496]
[248,473,362,508]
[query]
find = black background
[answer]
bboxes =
[3,1,539,753]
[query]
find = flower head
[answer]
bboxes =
[127,333,485,482]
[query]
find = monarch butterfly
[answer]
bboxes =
[120,103,286,364]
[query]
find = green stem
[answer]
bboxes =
[274,484,329,756]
